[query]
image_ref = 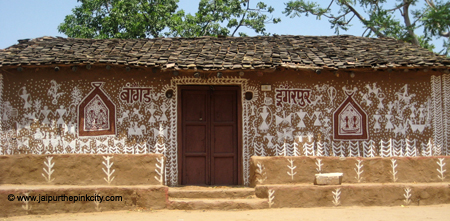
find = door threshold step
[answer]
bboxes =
[169,198,269,210]
[169,187,256,199]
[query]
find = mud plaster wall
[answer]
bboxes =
[0,186,168,217]
[1,67,449,186]
[0,154,164,185]
[256,184,450,208]
[250,156,450,186]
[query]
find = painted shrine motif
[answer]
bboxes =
[333,91,368,140]
[78,82,116,136]
[84,95,110,131]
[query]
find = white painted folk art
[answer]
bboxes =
[256,162,267,184]
[155,156,165,185]
[436,158,446,181]
[42,156,55,183]
[354,159,364,183]
[2,73,450,187]
[268,189,275,208]
[332,188,341,206]
[403,187,412,205]
[286,159,297,180]
[390,159,399,182]
[102,156,115,185]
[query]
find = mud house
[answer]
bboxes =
[0,35,450,189]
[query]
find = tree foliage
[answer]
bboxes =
[58,0,280,39]
[167,0,281,37]
[58,0,179,39]
[283,0,450,55]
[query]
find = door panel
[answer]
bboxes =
[185,125,206,152]
[213,157,234,185]
[181,86,238,186]
[184,156,206,185]
[213,93,234,122]
[213,125,234,153]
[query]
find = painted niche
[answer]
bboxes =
[78,82,116,136]
[333,90,368,140]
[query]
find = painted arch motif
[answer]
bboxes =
[333,92,368,140]
[78,82,116,137]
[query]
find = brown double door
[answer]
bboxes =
[180,86,239,185]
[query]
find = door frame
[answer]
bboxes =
[177,85,243,186]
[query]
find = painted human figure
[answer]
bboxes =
[263,92,273,106]
[132,107,143,120]
[48,80,65,105]
[40,106,53,125]
[2,101,12,121]
[409,103,417,124]
[327,86,337,106]
[87,109,97,130]
[42,132,50,150]
[258,106,270,133]
[264,134,274,149]
[65,121,76,135]
[373,111,382,132]
[366,82,381,96]
[34,128,44,140]
[118,110,130,124]
[159,103,168,122]
[310,108,322,126]
[385,111,394,132]
[56,105,67,127]
[19,87,32,110]
[322,116,331,128]
[377,93,385,110]
[418,104,426,123]
[97,109,107,128]
[296,109,308,129]
[359,92,372,107]
[50,132,59,151]
[147,103,157,125]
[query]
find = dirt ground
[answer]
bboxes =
[4,204,450,221]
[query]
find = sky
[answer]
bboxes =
[0,0,444,53]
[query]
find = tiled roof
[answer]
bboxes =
[1,35,449,70]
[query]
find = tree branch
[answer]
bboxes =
[201,1,218,36]
[425,0,436,9]
[326,0,335,11]
[402,1,420,45]
[342,2,386,37]
[231,0,250,36]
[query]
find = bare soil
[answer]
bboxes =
[4,204,450,221]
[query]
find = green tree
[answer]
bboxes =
[58,0,280,39]
[58,0,179,39]
[167,0,281,37]
[283,0,450,55]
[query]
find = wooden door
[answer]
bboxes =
[180,86,239,185]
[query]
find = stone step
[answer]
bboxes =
[169,186,256,199]
[168,198,269,210]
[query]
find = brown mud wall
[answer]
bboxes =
[250,156,450,186]
[0,185,168,217]
[256,183,450,208]
[0,154,164,185]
